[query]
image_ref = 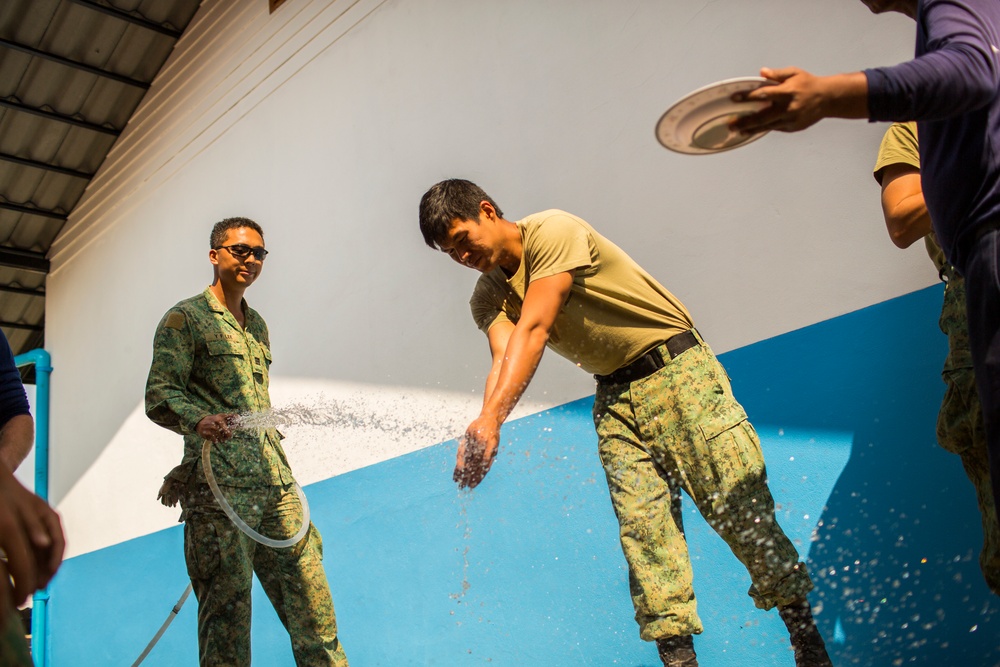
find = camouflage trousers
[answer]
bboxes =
[0,603,30,667]
[937,273,1000,593]
[937,365,1000,594]
[593,332,813,641]
[182,482,348,667]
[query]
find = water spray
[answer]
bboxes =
[133,397,469,664]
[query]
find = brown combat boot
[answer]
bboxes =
[778,599,834,667]
[655,635,699,667]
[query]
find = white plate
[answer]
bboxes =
[656,77,774,155]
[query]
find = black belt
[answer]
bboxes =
[595,330,699,385]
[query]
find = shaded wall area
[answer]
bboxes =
[47,285,997,666]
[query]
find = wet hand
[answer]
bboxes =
[453,416,500,489]
[196,413,236,442]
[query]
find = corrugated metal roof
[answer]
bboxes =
[0,0,201,356]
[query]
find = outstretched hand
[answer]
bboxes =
[731,67,828,134]
[453,415,501,489]
[731,67,868,135]
[0,468,64,625]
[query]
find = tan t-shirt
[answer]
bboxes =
[470,210,694,376]
[873,121,948,273]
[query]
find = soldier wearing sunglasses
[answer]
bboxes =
[145,217,349,666]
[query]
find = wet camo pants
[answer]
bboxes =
[938,275,1000,594]
[593,332,813,641]
[182,483,348,666]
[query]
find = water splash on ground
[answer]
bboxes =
[450,490,474,604]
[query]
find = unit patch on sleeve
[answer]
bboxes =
[164,312,186,330]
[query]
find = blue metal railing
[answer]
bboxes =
[14,348,52,667]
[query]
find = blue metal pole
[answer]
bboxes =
[14,348,52,667]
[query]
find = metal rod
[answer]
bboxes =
[0,321,44,332]
[0,37,150,90]
[0,284,45,297]
[0,248,51,274]
[0,152,94,180]
[0,201,67,221]
[0,97,121,136]
[67,0,183,39]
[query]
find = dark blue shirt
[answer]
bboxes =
[0,331,30,428]
[864,0,1000,271]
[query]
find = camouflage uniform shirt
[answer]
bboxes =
[145,287,293,488]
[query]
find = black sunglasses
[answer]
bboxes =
[215,244,269,261]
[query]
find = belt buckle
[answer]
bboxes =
[649,346,666,371]
[597,341,670,385]
[635,347,665,380]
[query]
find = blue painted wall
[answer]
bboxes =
[723,286,1000,667]
[49,285,998,666]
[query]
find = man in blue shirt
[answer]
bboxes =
[733,0,1000,539]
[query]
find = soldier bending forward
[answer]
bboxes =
[419,180,832,667]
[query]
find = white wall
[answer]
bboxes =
[45,0,924,556]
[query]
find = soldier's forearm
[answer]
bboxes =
[146,400,204,436]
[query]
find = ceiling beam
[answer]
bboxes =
[0,201,67,222]
[0,284,45,297]
[0,97,121,136]
[0,321,44,333]
[0,152,94,180]
[68,0,184,39]
[0,248,51,274]
[0,37,150,90]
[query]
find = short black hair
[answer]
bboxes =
[418,179,504,249]
[210,217,264,248]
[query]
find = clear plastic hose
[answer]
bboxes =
[130,583,192,667]
[133,438,311,665]
[200,438,310,548]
